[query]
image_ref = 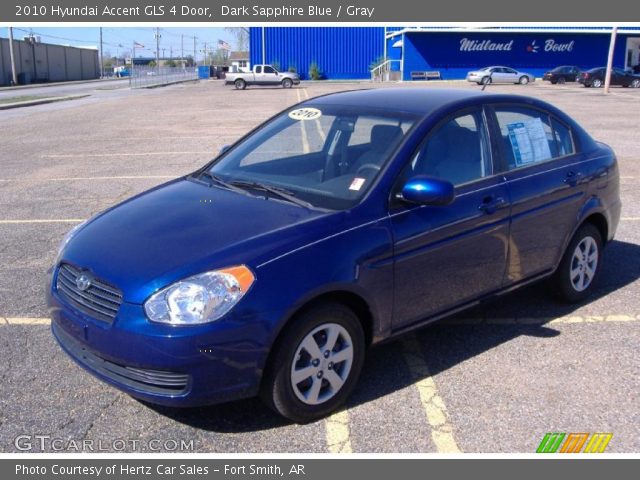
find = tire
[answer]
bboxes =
[481,76,491,85]
[550,80,557,85]
[592,79,603,88]
[234,78,246,90]
[631,79,640,88]
[551,223,603,303]
[260,303,365,423]
[558,77,566,85]
[282,78,293,88]
[519,76,529,85]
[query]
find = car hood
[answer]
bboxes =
[61,178,334,303]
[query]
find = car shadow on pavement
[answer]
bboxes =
[147,239,640,431]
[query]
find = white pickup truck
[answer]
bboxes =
[225,65,300,89]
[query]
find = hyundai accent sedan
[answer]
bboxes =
[48,89,621,423]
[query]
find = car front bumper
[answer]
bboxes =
[46,268,270,407]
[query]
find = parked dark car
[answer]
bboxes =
[543,65,582,84]
[48,89,621,422]
[579,67,640,88]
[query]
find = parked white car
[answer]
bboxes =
[466,66,535,85]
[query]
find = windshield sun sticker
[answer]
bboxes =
[349,177,366,191]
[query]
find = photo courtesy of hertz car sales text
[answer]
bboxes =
[48,88,621,423]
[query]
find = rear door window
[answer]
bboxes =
[493,106,575,170]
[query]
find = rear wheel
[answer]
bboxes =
[558,77,566,85]
[282,78,293,88]
[551,223,603,303]
[592,78,603,88]
[519,76,529,85]
[630,79,640,88]
[260,303,365,423]
[481,76,491,85]
[234,78,246,90]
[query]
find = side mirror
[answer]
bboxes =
[219,145,231,155]
[399,176,455,206]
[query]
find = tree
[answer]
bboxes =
[184,55,195,67]
[165,59,177,68]
[225,27,249,51]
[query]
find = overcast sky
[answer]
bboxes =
[1,27,240,60]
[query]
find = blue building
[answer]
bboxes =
[250,27,640,81]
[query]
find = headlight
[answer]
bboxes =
[144,266,255,325]
[55,221,87,263]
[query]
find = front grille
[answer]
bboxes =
[53,322,190,396]
[56,263,122,323]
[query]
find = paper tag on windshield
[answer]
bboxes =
[349,177,366,191]
[288,107,322,121]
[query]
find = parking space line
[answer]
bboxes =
[0,175,175,182]
[296,88,311,154]
[325,408,353,453]
[621,217,640,221]
[42,152,210,158]
[1,317,51,325]
[0,219,84,224]
[302,88,326,142]
[447,314,640,325]
[401,336,461,453]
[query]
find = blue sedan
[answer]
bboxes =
[48,88,621,422]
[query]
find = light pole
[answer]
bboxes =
[7,27,18,85]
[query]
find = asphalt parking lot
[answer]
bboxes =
[0,79,638,453]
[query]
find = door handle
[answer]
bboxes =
[479,196,507,214]
[565,171,583,187]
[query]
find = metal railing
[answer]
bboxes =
[370,60,401,82]
[128,66,198,89]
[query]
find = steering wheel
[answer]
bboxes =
[355,163,381,177]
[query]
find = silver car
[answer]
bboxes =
[466,66,535,85]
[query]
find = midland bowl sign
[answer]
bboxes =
[459,37,575,53]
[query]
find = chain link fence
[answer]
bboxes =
[128,66,198,89]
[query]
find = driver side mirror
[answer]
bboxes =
[218,145,231,155]
[399,176,455,206]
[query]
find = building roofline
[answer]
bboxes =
[386,27,640,39]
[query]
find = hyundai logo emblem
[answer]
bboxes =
[75,274,92,291]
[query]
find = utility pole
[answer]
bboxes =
[99,27,104,78]
[155,27,161,71]
[193,36,197,66]
[604,26,618,94]
[203,42,207,66]
[181,34,184,69]
[7,27,18,85]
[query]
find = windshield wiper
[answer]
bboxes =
[229,180,314,209]
[198,171,247,194]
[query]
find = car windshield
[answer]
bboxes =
[206,104,419,210]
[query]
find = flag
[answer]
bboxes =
[218,39,231,51]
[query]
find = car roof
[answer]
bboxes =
[305,88,539,116]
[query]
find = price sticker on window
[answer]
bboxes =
[288,108,322,121]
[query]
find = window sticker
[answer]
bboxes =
[288,107,322,121]
[349,177,366,191]
[507,118,552,166]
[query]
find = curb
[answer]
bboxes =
[0,78,126,92]
[0,94,90,110]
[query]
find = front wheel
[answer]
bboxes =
[282,78,293,88]
[234,78,246,90]
[519,76,529,85]
[551,223,603,303]
[630,79,640,88]
[558,77,566,85]
[260,303,365,423]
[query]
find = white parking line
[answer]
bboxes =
[42,152,210,158]
[0,317,50,325]
[296,88,311,154]
[0,175,175,182]
[0,219,85,224]
[621,217,640,221]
